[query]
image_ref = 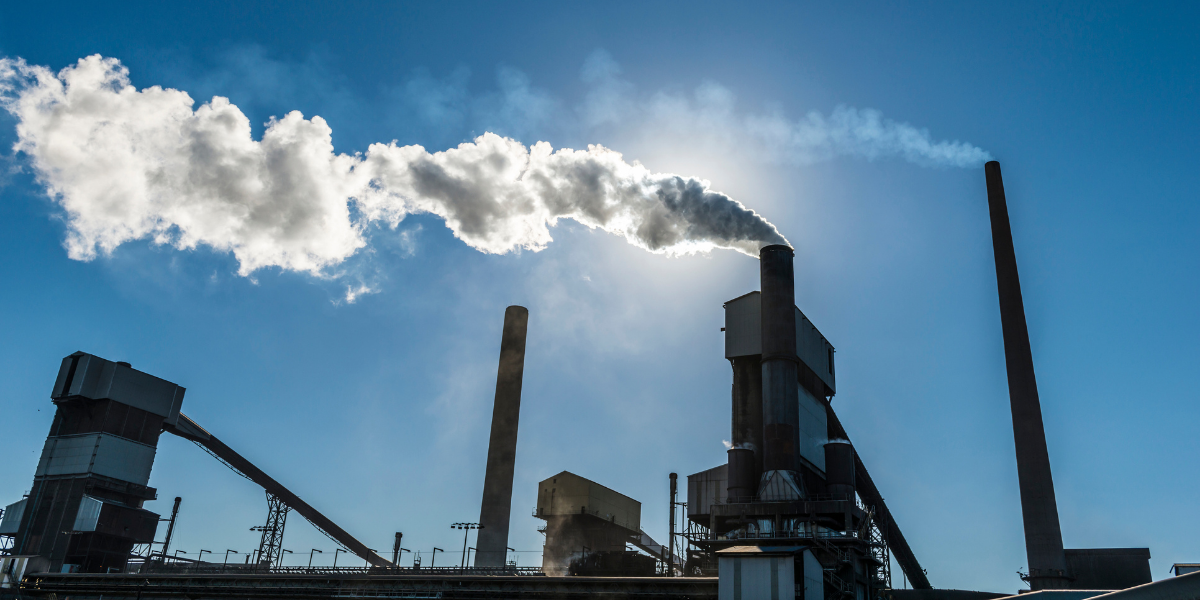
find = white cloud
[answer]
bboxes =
[581,49,990,169]
[343,283,375,304]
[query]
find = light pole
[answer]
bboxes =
[365,549,377,568]
[507,547,516,566]
[279,549,293,568]
[451,523,483,570]
[223,549,238,567]
[334,548,348,567]
[398,548,411,567]
[309,549,322,568]
[174,550,187,561]
[431,548,443,568]
[198,549,211,563]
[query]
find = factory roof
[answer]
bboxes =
[540,471,637,503]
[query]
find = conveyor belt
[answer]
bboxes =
[632,529,683,571]
[826,406,932,590]
[163,413,392,567]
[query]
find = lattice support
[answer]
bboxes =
[253,492,290,569]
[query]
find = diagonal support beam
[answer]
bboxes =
[826,406,931,590]
[164,413,392,568]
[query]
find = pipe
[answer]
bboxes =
[759,245,801,478]
[985,161,1069,590]
[727,356,762,501]
[668,473,677,577]
[823,441,855,501]
[475,306,529,568]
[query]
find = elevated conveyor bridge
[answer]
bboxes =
[162,414,392,568]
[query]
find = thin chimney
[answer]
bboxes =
[985,162,1069,590]
[475,306,529,568]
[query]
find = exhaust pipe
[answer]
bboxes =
[757,244,803,500]
[727,356,762,501]
[823,440,855,501]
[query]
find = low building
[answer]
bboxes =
[534,471,657,576]
[717,545,822,600]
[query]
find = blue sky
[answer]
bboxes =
[1,1,1197,591]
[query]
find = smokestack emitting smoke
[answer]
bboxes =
[756,244,804,501]
[984,161,1070,590]
[0,55,990,281]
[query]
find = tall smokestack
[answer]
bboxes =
[985,162,1069,590]
[757,245,803,500]
[475,306,529,568]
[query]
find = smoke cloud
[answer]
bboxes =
[0,56,786,276]
[579,50,991,169]
[0,54,989,279]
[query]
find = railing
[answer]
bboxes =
[139,563,545,576]
[823,569,853,596]
[714,493,856,505]
[693,528,865,542]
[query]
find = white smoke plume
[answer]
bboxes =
[579,50,991,169]
[0,54,989,278]
[0,55,787,275]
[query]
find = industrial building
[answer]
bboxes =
[2,162,1197,599]
[533,471,670,577]
[670,163,1161,598]
[1,353,182,573]
[0,351,394,580]
[682,244,912,600]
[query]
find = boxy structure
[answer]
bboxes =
[717,546,822,600]
[533,471,651,576]
[5,352,181,573]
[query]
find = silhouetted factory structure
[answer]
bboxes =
[1,163,1194,599]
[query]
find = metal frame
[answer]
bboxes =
[251,492,290,569]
